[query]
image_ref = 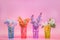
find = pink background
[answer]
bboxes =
[0,0,60,40]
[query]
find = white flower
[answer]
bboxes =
[49,19,55,25]
[42,21,48,27]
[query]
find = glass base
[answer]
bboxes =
[33,29,39,38]
[21,27,27,38]
[45,31,50,38]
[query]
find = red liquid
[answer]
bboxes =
[21,27,27,38]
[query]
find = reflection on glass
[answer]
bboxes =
[8,38,14,40]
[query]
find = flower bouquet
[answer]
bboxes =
[18,17,30,38]
[4,19,17,38]
[31,13,42,38]
[42,18,56,38]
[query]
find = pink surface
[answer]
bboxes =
[0,0,60,40]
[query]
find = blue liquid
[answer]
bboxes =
[8,26,14,38]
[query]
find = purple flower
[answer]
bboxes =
[31,13,42,29]
[4,19,17,27]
